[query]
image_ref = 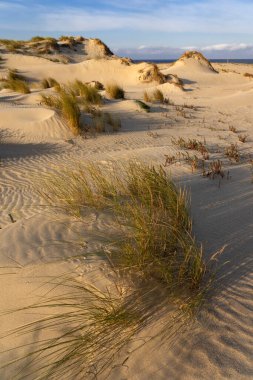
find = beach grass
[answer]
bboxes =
[105,83,125,99]
[40,90,81,135]
[2,162,212,378]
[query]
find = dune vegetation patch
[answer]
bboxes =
[1,162,217,379]
[41,90,81,135]
[105,83,125,99]
[1,69,30,94]
[134,99,151,112]
[40,77,59,89]
[143,89,165,104]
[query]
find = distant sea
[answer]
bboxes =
[133,59,253,64]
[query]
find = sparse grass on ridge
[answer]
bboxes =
[2,162,215,379]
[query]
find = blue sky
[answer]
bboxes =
[0,0,253,58]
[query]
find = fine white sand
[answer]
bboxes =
[0,52,253,379]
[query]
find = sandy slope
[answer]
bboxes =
[0,53,253,379]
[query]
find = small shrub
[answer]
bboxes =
[225,143,240,162]
[229,125,237,133]
[203,160,225,179]
[105,83,124,99]
[172,137,208,158]
[238,134,248,143]
[244,72,253,78]
[30,36,45,42]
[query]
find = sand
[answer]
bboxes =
[0,51,253,379]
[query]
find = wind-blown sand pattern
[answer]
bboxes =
[0,44,253,379]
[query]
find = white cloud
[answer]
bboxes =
[1,0,253,35]
[202,43,253,51]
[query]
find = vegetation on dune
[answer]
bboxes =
[41,90,81,134]
[0,39,24,52]
[40,80,122,135]
[143,89,165,103]
[69,80,102,105]
[91,111,121,133]
[40,77,59,89]
[2,162,215,378]
[134,99,151,112]
[138,64,166,84]
[3,78,30,94]
[2,69,30,94]
[39,161,209,293]
[105,83,125,99]
[243,72,253,78]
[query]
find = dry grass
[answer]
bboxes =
[1,69,30,94]
[238,134,248,143]
[225,143,240,162]
[229,125,237,133]
[105,83,125,99]
[143,89,164,103]
[38,162,207,290]
[1,163,215,378]
[89,111,121,134]
[40,90,81,135]
[243,72,253,78]
[41,77,59,89]
[172,137,209,159]
[69,80,102,105]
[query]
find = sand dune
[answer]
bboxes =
[0,47,253,379]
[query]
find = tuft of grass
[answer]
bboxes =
[238,134,248,143]
[135,99,151,112]
[38,162,206,290]
[2,69,30,94]
[143,90,151,103]
[1,162,214,379]
[91,112,121,134]
[229,125,237,133]
[152,89,164,103]
[3,78,30,94]
[41,77,59,89]
[105,83,125,99]
[243,72,253,78]
[40,89,81,135]
[70,80,102,105]
[172,137,209,159]
[225,143,240,162]
[203,160,224,179]
[143,89,165,104]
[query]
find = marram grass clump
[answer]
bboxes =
[2,69,30,94]
[2,162,214,379]
[40,89,81,134]
[38,162,206,289]
[69,80,102,105]
[105,83,125,99]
